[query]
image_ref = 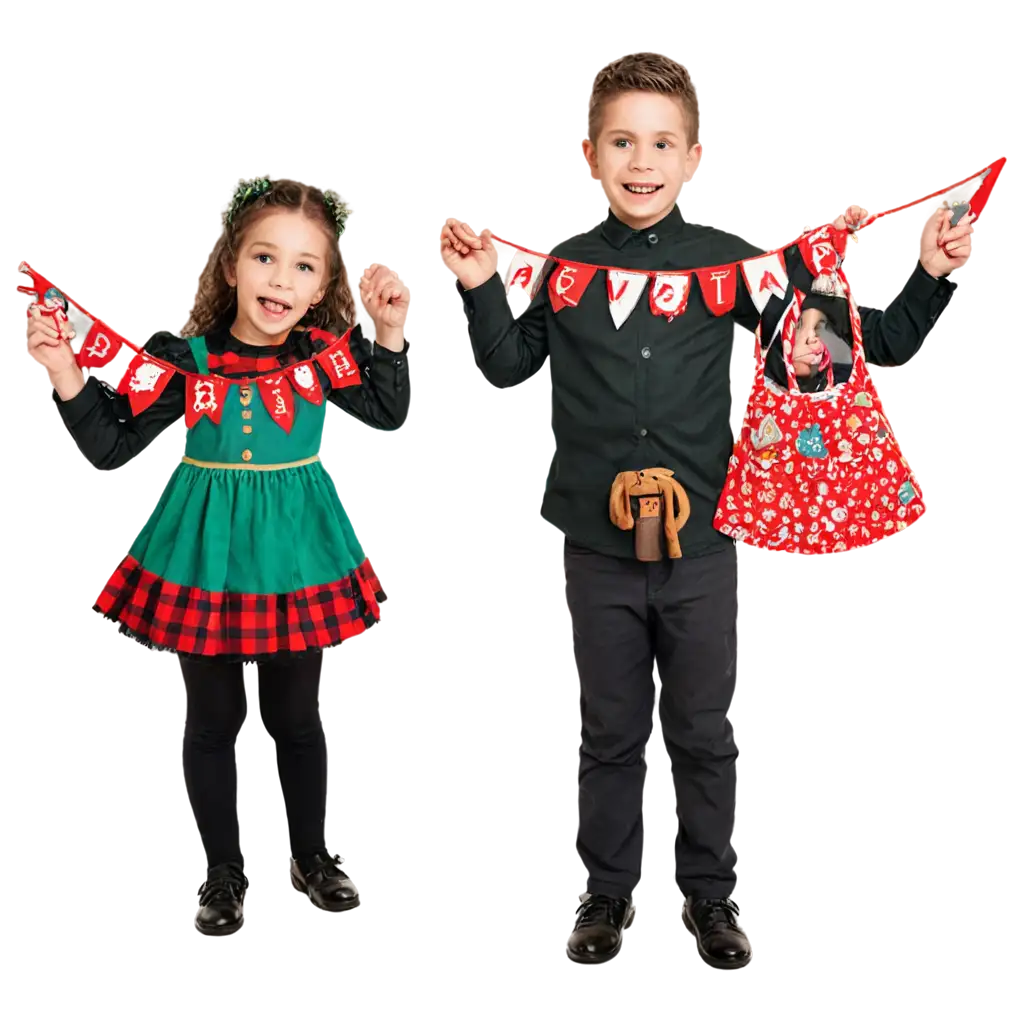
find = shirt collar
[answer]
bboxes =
[601,205,686,250]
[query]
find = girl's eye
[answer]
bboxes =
[298,263,313,273]
[256,254,272,264]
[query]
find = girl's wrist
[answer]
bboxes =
[374,325,405,352]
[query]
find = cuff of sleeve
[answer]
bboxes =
[905,258,958,301]
[456,272,506,310]
[52,375,103,428]
[372,340,409,366]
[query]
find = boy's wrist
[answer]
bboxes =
[50,365,85,401]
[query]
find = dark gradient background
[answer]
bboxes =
[2,4,1024,1019]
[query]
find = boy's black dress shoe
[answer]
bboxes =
[566,893,635,964]
[290,852,360,912]
[195,863,248,936]
[683,897,752,969]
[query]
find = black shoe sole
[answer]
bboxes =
[682,909,751,970]
[566,905,636,964]
[291,873,361,912]
[195,917,244,937]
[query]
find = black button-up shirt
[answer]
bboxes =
[459,206,955,559]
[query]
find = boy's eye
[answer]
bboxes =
[613,138,631,149]
[655,140,670,150]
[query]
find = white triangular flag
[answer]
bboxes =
[741,252,789,314]
[606,271,648,330]
[504,251,548,300]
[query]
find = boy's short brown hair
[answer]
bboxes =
[588,53,699,145]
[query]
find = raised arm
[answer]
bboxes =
[29,319,187,470]
[325,324,409,430]
[441,219,550,387]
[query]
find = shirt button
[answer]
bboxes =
[639,428,648,437]
[641,346,652,359]
[241,449,253,462]
[242,425,253,434]
[648,232,658,244]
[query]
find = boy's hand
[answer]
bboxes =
[833,205,869,231]
[440,219,498,290]
[920,207,975,278]
[359,264,410,352]
[27,305,85,399]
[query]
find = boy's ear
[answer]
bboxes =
[688,142,704,184]
[577,135,598,185]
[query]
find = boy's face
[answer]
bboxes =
[583,91,702,231]
[792,308,828,377]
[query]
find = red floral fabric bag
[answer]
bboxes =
[716,258,924,553]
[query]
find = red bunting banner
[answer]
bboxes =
[486,157,1005,326]
[184,374,230,427]
[17,261,360,431]
[256,374,296,433]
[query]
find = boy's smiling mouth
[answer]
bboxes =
[624,183,663,195]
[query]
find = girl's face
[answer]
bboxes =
[791,308,828,377]
[225,209,332,345]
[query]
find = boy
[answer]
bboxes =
[439,53,974,968]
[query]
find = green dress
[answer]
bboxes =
[95,335,387,660]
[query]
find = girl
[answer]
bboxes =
[27,178,411,936]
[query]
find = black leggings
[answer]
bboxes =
[180,653,327,869]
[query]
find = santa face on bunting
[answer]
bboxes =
[715,270,926,554]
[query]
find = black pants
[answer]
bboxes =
[179,652,328,869]
[564,540,739,900]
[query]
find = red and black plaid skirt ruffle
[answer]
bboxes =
[94,555,386,661]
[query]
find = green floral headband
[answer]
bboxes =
[223,177,351,237]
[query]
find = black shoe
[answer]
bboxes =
[195,864,248,937]
[683,897,752,970]
[290,852,360,912]
[566,893,635,964]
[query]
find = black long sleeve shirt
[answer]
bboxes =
[53,324,410,470]
[459,206,955,559]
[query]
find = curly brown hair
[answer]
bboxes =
[182,179,355,337]
[588,53,700,146]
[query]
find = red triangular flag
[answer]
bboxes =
[548,262,598,312]
[118,353,175,415]
[256,374,296,433]
[797,223,846,280]
[695,265,738,316]
[288,360,324,405]
[77,320,125,369]
[313,329,361,391]
[649,273,691,320]
[184,374,229,427]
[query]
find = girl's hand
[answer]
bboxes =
[440,219,498,290]
[359,264,409,351]
[27,306,85,399]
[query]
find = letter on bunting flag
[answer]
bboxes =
[549,263,598,312]
[740,252,789,314]
[504,252,549,300]
[606,271,648,329]
[649,273,691,320]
